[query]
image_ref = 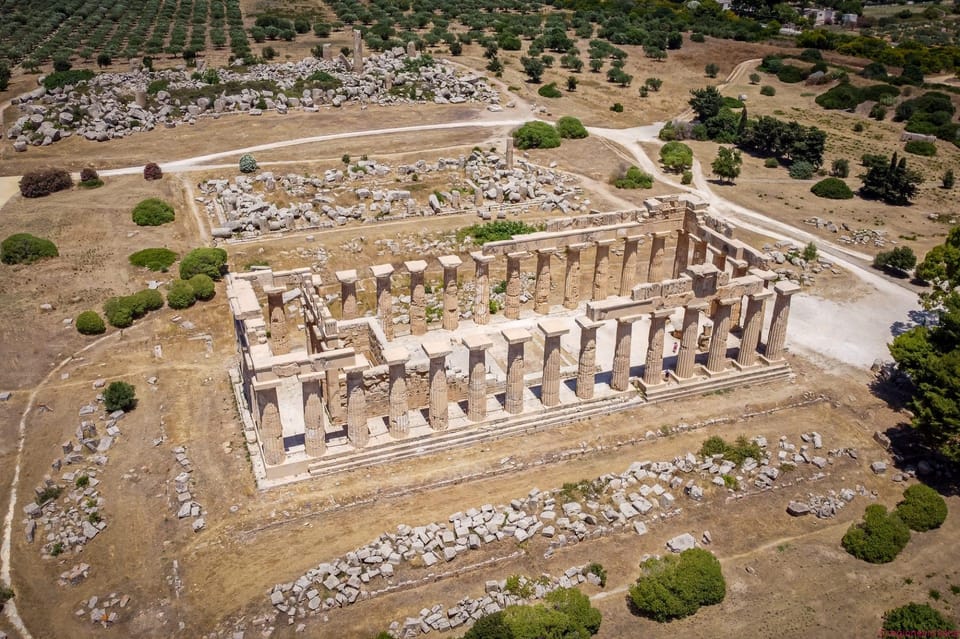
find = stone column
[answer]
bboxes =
[325,367,342,422]
[505,252,527,319]
[672,229,690,279]
[438,255,462,331]
[691,237,708,265]
[575,317,602,399]
[462,333,493,421]
[643,309,673,386]
[336,269,359,320]
[538,318,570,407]
[345,356,369,448]
[352,29,363,74]
[728,259,750,330]
[406,40,417,58]
[472,252,495,325]
[534,248,555,314]
[423,340,451,430]
[405,260,428,335]
[383,346,410,437]
[301,376,325,457]
[612,316,639,391]
[736,290,773,368]
[675,302,706,380]
[764,281,801,361]
[647,231,670,283]
[505,137,514,170]
[592,239,613,301]
[371,264,395,340]
[711,248,727,272]
[706,297,737,373]
[619,235,643,296]
[502,328,532,414]
[564,243,586,310]
[257,385,285,465]
[266,286,289,355]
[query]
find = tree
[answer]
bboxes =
[943,169,955,190]
[841,504,911,564]
[645,77,662,91]
[566,76,578,91]
[53,56,72,72]
[831,158,850,178]
[589,58,603,73]
[895,484,947,532]
[748,72,760,84]
[689,86,723,122]
[883,603,956,632]
[803,242,818,261]
[180,248,229,280]
[0,63,10,91]
[705,63,719,78]
[96,53,112,68]
[629,548,726,622]
[874,247,917,275]
[512,121,561,150]
[520,56,544,83]
[712,147,742,184]
[104,381,137,412]
[556,116,588,139]
[859,152,922,205]
[463,611,513,639]
[660,142,693,173]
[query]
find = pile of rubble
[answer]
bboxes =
[787,487,862,518]
[8,49,499,152]
[77,592,132,628]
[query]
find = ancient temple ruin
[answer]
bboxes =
[227,195,798,485]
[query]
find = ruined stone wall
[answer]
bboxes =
[360,366,468,417]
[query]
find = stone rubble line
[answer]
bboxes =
[172,446,207,532]
[9,48,499,152]
[263,429,849,626]
[76,591,133,628]
[199,149,582,239]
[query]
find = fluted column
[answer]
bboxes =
[575,317,602,399]
[619,235,642,296]
[505,251,527,319]
[353,28,363,73]
[538,318,570,407]
[534,248,555,314]
[406,260,428,335]
[612,316,639,391]
[674,302,706,380]
[647,232,670,283]
[423,339,451,430]
[502,327,532,414]
[736,290,773,368]
[383,346,410,437]
[564,243,586,309]
[472,252,495,325]
[462,333,493,421]
[593,239,613,301]
[345,356,369,448]
[336,269,359,320]
[266,287,289,355]
[325,367,342,422]
[764,281,801,361]
[371,264,395,340]
[672,229,690,278]
[643,309,673,386]
[257,385,285,465]
[691,237,708,265]
[439,255,462,330]
[706,297,737,373]
[301,376,325,457]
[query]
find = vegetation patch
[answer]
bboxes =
[463,588,601,639]
[129,248,178,271]
[815,83,899,110]
[895,484,947,532]
[457,221,543,245]
[179,247,229,280]
[132,198,175,226]
[699,435,762,466]
[883,603,956,633]
[104,381,136,412]
[629,548,726,621]
[75,310,106,335]
[904,140,937,157]
[614,166,653,189]
[512,121,561,150]
[842,504,911,564]
[1,233,59,264]
[19,168,72,198]
[556,116,588,139]
[811,177,854,199]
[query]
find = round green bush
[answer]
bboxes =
[629,548,726,621]
[167,279,197,309]
[132,198,176,226]
[104,381,136,412]
[764,158,779,168]
[904,140,937,157]
[842,504,911,564]
[681,170,693,185]
[537,82,562,98]
[129,248,178,271]
[103,297,134,328]
[760,85,776,96]
[615,166,654,189]
[179,247,229,280]
[776,65,804,83]
[131,289,165,314]
[788,161,815,180]
[883,603,956,632]
[811,177,854,199]
[512,121,561,150]
[189,274,216,300]
[660,141,693,173]
[76,310,106,335]
[239,154,259,173]
[556,116,588,139]
[895,484,948,532]
[1,233,59,264]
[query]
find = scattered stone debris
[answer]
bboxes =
[786,487,862,518]
[171,446,206,531]
[76,592,131,627]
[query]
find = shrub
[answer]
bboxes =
[629,548,726,621]
[457,220,542,245]
[19,168,72,198]
[788,161,815,180]
[842,504,911,564]
[660,141,693,172]
[776,65,804,83]
[690,32,705,43]
[129,248,178,271]
[586,563,607,587]
[143,162,163,180]
[189,274,216,300]
[80,168,99,183]
[42,69,94,90]
[760,85,776,96]
[103,297,134,328]
[764,158,779,168]
[104,381,136,412]
[239,154,258,173]
[610,102,624,112]
[0,585,13,607]
[895,484,948,532]
[681,171,693,185]
[874,246,917,275]
[904,140,936,157]
[179,247,229,280]
[1,233,59,264]
[811,177,853,199]
[614,166,653,189]
[870,104,887,120]
[556,116,588,139]
[512,121,561,150]
[131,289,165,314]
[537,82,562,98]
[883,603,956,632]
[167,279,198,309]
[699,435,761,466]
[75,311,106,335]
[132,198,176,226]
[943,169,955,190]
[831,158,850,178]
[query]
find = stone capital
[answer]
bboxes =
[616,314,644,325]
[370,264,395,278]
[382,345,410,365]
[595,238,615,247]
[501,327,533,345]
[536,247,557,256]
[344,354,369,374]
[471,251,495,264]
[774,281,802,296]
[567,242,590,252]
[538,318,570,338]
[404,260,428,274]
[576,316,604,331]
[650,308,674,320]
[649,230,672,240]
[335,269,358,284]
[438,255,463,269]
[506,250,531,260]
[422,339,452,359]
[717,296,739,307]
[461,332,493,351]
[749,267,778,282]
[749,289,775,302]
